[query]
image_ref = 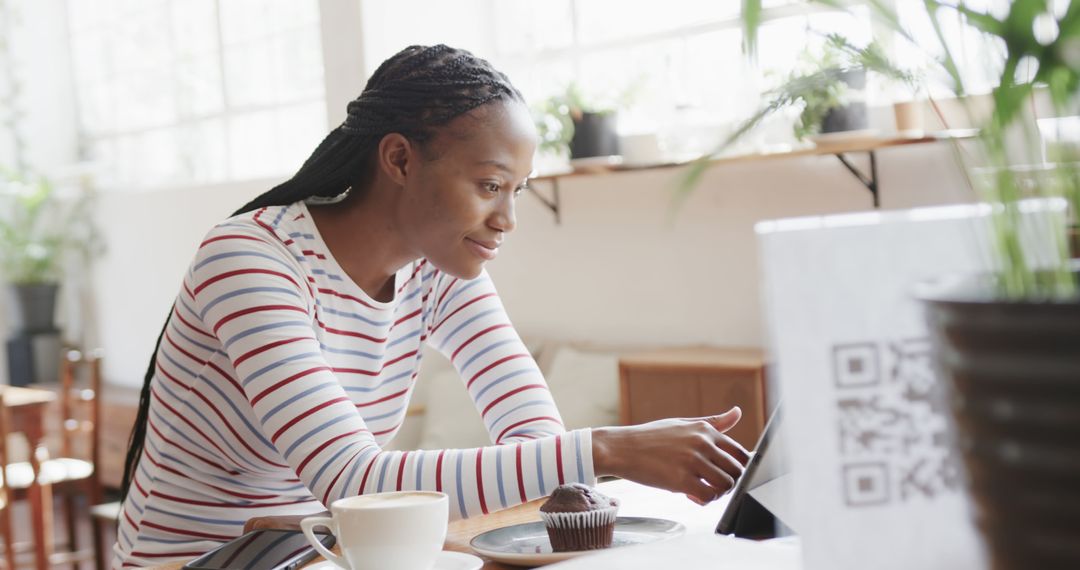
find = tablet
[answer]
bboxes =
[715,405,790,538]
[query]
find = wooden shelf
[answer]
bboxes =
[527,129,979,223]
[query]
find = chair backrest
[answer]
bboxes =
[0,390,16,570]
[59,349,104,504]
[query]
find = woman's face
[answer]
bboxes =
[399,100,537,280]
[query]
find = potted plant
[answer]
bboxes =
[534,82,630,161]
[0,169,101,384]
[728,1,1080,567]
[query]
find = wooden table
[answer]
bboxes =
[1,385,57,570]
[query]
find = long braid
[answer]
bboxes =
[120,44,524,502]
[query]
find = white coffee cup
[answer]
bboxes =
[300,491,449,570]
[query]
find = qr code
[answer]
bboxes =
[832,339,961,508]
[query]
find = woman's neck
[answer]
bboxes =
[307,190,415,303]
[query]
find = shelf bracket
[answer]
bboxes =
[833,150,879,208]
[529,178,562,224]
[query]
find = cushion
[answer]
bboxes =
[541,345,620,430]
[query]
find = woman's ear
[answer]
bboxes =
[377,133,413,186]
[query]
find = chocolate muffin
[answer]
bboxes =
[539,483,620,551]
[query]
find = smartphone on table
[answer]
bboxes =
[182,529,336,570]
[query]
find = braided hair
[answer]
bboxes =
[120,44,524,502]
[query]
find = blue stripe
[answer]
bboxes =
[171,326,217,354]
[145,505,244,526]
[489,400,552,434]
[118,529,133,548]
[309,441,362,492]
[241,351,322,386]
[535,440,546,495]
[314,302,391,326]
[455,453,467,518]
[271,205,289,227]
[415,452,425,491]
[474,369,533,401]
[495,448,507,509]
[139,536,202,545]
[160,350,197,380]
[400,286,422,303]
[193,251,301,280]
[347,447,380,495]
[575,430,585,483]
[362,405,405,423]
[283,413,354,458]
[195,373,276,450]
[438,308,500,350]
[150,404,231,471]
[260,381,337,424]
[157,381,263,471]
[319,342,381,359]
[287,231,316,240]
[223,320,310,351]
[342,370,411,393]
[439,279,483,319]
[459,338,517,374]
[387,328,421,348]
[199,286,302,320]
[376,453,393,492]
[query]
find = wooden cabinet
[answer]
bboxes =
[618,347,768,448]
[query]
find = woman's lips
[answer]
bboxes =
[466,238,499,260]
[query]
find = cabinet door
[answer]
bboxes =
[623,370,700,425]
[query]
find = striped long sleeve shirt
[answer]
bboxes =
[113,202,595,568]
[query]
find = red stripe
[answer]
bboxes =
[396,451,409,491]
[164,331,206,366]
[250,366,331,406]
[140,521,234,541]
[315,318,387,342]
[482,384,547,417]
[466,354,531,389]
[450,324,511,363]
[475,448,489,515]
[322,445,372,505]
[397,260,426,294]
[173,306,215,339]
[393,308,422,327]
[301,249,327,260]
[356,387,409,408]
[150,490,319,509]
[435,277,459,315]
[555,435,565,485]
[187,385,288,467]
[214,304,307,334]
[296,428,364,474]
[272,397,350,443]
[234,336,308,366]
[497,416,563,442]
[194,267,299,296]
[431,293,496,333]
[334,350,417,376]
[316,287,381,310]
[129,551,208,560]
[435,451,446,493]
[372,424,401,437]
[515,444,527,503]
[122,509,141,532]
[152,387,245,466]
[148,416,237,475]
[199,234,267,248]
[358,452,381,494]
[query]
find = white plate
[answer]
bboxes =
[470,516,686,567]
[807,129,882,147]
[305,550,482,570]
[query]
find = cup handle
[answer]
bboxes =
[300,516,347,569]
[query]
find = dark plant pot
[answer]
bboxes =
[821,103,868,133]
[7,282,60,334]
[821,68,868,134]
[570,112,620,159]
[920,271,1080,569]
[1069,225,1079,259]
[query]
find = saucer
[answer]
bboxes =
[470,516,685,566]
[306,550,482,570]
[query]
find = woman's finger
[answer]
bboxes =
[710,432,752,466]
[695,457,737,496]
[698,442,744,481]
[686,477,724,504]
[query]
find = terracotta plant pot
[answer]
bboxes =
[920,271,1080,569]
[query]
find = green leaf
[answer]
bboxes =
[742,0,761,59]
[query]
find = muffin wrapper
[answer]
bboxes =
[540,506,618,551]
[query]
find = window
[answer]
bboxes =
[65,0,327,190]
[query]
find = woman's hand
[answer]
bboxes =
[591,407,750,504]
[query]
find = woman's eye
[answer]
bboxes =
[483,182,500,194]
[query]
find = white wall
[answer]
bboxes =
[93,144,974,387]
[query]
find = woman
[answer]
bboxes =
[115,44,749,567]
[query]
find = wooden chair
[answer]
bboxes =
[6,349,106,569]
[0,391,17,570]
